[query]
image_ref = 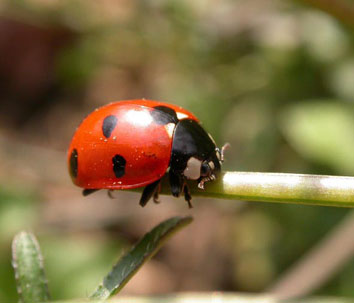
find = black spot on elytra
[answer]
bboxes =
[112,154,126,178]
[102,115,118,138]
[151,106,178,125]
[69,149,78,179]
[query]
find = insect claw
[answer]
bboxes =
[198,180,205,189]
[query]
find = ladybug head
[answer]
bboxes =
[171,119,229,189]
[197,143,229,189]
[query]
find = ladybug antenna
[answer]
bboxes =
[220,143,230,163]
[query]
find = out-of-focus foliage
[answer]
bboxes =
[91,216,193,299]
[0,188,38,302]
[12,231,50,303]
[0,0,354,300]
[280,101,354,174]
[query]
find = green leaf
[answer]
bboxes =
[90,216,193,300]
[279,101,354,174]
[12,231,50,303]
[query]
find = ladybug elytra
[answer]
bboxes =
[68,100,227,207]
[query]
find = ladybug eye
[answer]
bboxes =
[201,162,211,176]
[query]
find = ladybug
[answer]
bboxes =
[68,100,227,208]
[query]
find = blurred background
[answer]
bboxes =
[1,0,354,300]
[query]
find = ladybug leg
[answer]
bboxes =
[82,189,100,196]
[153,182,161,204]
[107,189,116,199]
[169,170,183,197]
[183,183,193,208]
[140,179,161,207]
[153,192,160,204]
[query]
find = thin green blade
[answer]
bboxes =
[90,216,193,300]
[12,231,50,303]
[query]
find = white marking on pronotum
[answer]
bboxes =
[176,112,188,120]
[183,157,202,180]
[216,150,221,161]
[208,133,216,145]
[208,161,215,170]
[164,123,175,138]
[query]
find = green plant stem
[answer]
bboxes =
[152,171,354,207]
[69,293,354,303]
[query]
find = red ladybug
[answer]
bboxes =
[68,100,227,207]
